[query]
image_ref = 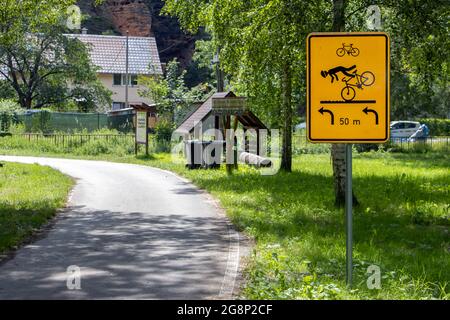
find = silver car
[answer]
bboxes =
[390,121,421,138]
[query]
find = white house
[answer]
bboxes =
[67,31,163,111]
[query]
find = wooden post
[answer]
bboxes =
[232,116,239,170]
[225,115,232,174]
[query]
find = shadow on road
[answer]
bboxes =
[0,206,233,300]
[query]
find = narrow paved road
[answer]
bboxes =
[0,156,244,299]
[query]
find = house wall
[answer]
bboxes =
[98,73,154,109]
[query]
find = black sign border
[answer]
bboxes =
[307,33,390,143]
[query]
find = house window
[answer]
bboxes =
[130,75,138,86]
[112,102,125,110]
[113,74,122,86]
[113,74,138,86]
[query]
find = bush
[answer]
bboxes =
[154,119,173,152]
[0,99,20,132]
[354,144,380,153]
[416,118,450,136]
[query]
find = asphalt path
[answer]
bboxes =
[0,156,245,299]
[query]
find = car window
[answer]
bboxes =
[406,123,417,129]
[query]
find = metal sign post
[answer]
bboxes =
[306,32,390,288]
[345,144,353,287]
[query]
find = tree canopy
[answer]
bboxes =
[163,0,449,167]
[0,0,111,111]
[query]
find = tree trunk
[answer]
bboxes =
[224,115,233,175]
[331,143,347,206]
[24,95,33,109]
[280,61,293,172]
[331,0,358,206]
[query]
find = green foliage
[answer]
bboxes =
[0,100,20,132]
[0,162,73,253]
[139,59,213,125]
[154,118,173,152]
[0,145,448,299]
[0,129,135,156]
[418,119,450,136]
[292,132,330,155]
[380,1,449,118]
[0,80,16,100]
[0,0,75,46]
[164,0,449,125]
[172,152,449,299]
[0,0,112,110]
[185,39,217,88]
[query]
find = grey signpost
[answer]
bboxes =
[345,144,353,286]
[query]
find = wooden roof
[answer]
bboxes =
[175,91,267,134]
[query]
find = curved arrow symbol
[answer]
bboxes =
[363,107,379,125]
[319,107,335,125]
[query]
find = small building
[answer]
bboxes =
[175,91,267,153]
[67,31,163,111]
[107,102,159,133]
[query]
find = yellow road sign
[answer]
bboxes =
[307,32,390,143]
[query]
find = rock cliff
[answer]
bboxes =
[77,0,197,67]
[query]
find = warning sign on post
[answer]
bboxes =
[307,32,390,143]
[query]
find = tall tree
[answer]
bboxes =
[330,0,354,207]
[139,59,206,125]
[164,0,448,203]
[163,0,326,172]
[330,0,449,205]
[0,0,111,110]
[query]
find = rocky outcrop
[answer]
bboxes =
[146,0,196,67]
[106,0,152,37]
[77,0,197,67]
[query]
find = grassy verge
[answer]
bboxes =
[0,162,73,254]
[0,144,448,299]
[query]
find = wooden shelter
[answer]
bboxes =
[175,91,267,154]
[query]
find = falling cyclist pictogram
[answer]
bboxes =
[321,65,375,101]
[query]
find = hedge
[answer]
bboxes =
[417,118,450,136]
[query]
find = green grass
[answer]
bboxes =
[0,162,73,254]
[161,152,449,300]
[0,140,448,299]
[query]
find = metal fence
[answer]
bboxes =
[15,112,135,133]
[2,132,448,154]
[389,136,449,152]
[292,134,449,153]
[11,133,136,148]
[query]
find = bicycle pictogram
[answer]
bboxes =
[320,65,375,101]
[336,43,360,57]
[340,70,375,101]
